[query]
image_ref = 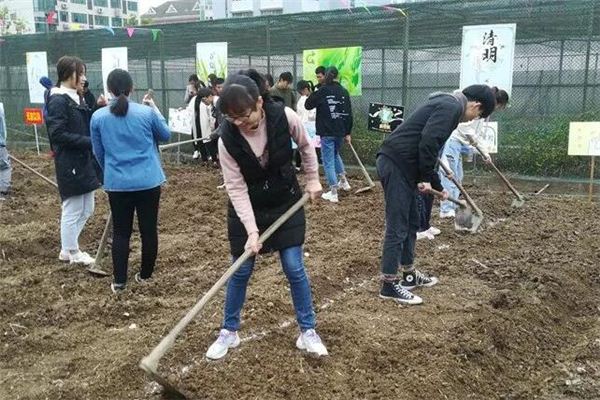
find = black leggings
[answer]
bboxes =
[108,186,161,284]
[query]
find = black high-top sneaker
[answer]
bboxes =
[400,270,439,291]
[379,280,423,305]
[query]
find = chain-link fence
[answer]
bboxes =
[1,0,599,177]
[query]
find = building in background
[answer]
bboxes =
[142,0,420,24]
[0,0,139,34]
[142,0,212,24]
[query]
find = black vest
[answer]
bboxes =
[220,101,305,257]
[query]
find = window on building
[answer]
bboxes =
[111,17,122,26]
[260,8,282,16]
[232,11,253,18]
[165,4,177,13]
[35,0,57,11]
[70,0,87,5]
[59,11,69,22]
[35,22,47,32]
[127,1,138,12]
[94,15,109,25]
[94,0,108,7]
[71,12,88,23]
[110,0,120,8]
[146,7,156,14]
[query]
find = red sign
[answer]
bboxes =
[24,108,43,125]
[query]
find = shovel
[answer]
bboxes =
[10,155,110,276]
[139,193,310,399]
[87,212,111,277]
[472,143,525,208]
[438,160,484,233]
[348,143,375,194]
[428,189,476,232]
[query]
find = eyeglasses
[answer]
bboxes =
[224,110,253,123]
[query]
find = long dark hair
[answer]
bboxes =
[107,69,133,117]
[219,69,270,116]
[56,56,86,86]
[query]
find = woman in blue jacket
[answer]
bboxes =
[91,69,171,294]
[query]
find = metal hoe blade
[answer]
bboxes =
[511,196,525,208]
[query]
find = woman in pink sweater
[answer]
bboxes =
[205,70,328,360]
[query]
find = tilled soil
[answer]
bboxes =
[1,152,599,400]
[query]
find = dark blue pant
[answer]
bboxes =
[417,193,433,232]
[376,156,419,276]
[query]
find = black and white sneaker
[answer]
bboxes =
[379,281,423,305]
[400,270,439,291]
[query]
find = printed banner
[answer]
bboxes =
[368,103,404,133]
[23,108,44,126]
[475,120,498,154]
[168,108,192,135]
[460,24,516,95]
[101,47,128,99]
[26,52,49,104]
[568,122,600,156]
[303,46,362,96]
[196,42,228,83]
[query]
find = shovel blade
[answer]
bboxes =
[86,265,110,277]
[355,185,375,194]
[511,197,525,208]
[454,208,483,234]
[141,363,189,399]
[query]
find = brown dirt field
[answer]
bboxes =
[1,151,599,400]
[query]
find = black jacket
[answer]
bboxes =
[377,92,466,191]
[305,82,353,137]
[46,94,102,200]
[220,100,305,257]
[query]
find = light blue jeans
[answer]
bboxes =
[0,146,11,193]
[60,191,95,252]
[223,245,316,332]
[320,136,346,188]
[439,138,472,213]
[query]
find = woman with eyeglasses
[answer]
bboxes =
[205,69,328,360]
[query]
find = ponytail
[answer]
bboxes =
[111,94,129,117]
[107,69,133,117]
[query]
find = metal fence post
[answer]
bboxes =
[401,13,410,110]
[582,2,594,112]
[381,48,386,103]
[266,17,271,75]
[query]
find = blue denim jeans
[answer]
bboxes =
[376,155,418,276]
[223,245,316,332]
[439,138,472,213]
[320,136,346,188]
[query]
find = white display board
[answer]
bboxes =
[26,52,49,104]
[460,23,516,95]
[101,47,128,98]
[168,108,192,135]
[0,103,6,140]
[196,42,228,83]
[476,121,498,154]
[568,122,600,156]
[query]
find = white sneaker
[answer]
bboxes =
[427,226,441,236]
[321,191,339,203]
[69,251,95,266]
[58,250,71,262]
[296,329,328,356]
[206,329,241,360]
[216,182,226,190]
[440,210,456,219]
[416,231,435,240]
[192,150,199,159]
[338,179,351,191]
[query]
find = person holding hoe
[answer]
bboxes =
[205,69,328,360]
[376,85,497,305]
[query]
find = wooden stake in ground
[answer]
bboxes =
[139,194,310,399]
[589,156,596,202]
